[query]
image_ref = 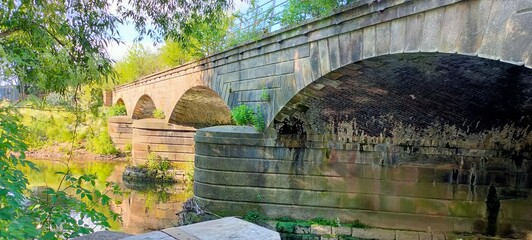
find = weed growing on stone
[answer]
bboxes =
[260,88,270,102]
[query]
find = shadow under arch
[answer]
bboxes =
[169,86,231,128]
[274,52,532,139]
[132,94,156,119]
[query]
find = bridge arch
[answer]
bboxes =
[273,52,532,141]
[169,86,231,128]
[132,94,157,119]
[115,98,125,106]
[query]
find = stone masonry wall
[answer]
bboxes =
[108,116,133,151]
[131,119,196,167]
[194,126,531,236]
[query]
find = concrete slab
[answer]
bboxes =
[121,231,174,240]
[175,217,280,240]
[72,231,133,240]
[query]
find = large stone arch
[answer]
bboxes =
[132,94,157,119]
[269,0,532,128]
[168,86,232,128]
[273,53,532,142]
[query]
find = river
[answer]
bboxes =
[22,159,192,234]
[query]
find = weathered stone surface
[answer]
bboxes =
[176,217,280,240]
[396,230,419,240]
[310,225,331,235]
[351,228,395,240]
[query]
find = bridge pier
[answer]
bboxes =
[194,126,532,236]
[131,119,196,168]
[108,116,133,151]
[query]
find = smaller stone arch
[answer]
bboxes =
[115,98,125,106]
[114,98,128,115]
[169,86,231,128]
[132,94,156,119]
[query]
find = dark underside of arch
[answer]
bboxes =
[132,95,156,119]
[275,53,532,139]
[169,87,231,128]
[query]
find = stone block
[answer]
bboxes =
[351,228,395,240]
[420,8,444,52]
[328,36,341,71]
[310,225,332,235]
[419,232,431,240]
[295,225,311,234]
[375,22,391,56]
[432,233,445,240]
[332,226,351,235]
[318,39,331,75]
[396,230,419,240]
[363,26,376,59]
[478,0,520,60]
[390,18,406,53]
[439,2,467,53]
[404,14,424,52]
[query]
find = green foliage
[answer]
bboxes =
[242,210,266,224]
[0,107,121,239]
[124,143,132,157]
[231,104,254,125]
[278,0,356,27]
[231,104,266,132]
[152,109,165,119]
[145,153,171,172]
[252,105,265,132]
[0,0,119,94]
[107,44,166,89]
[261,88,270,102]
[310,217,340,227]
[108,104,127,117]
[86,130,118,155]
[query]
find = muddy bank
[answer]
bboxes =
[25,145,127,162]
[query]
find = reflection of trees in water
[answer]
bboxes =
[23,159,193,234]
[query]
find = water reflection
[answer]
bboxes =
[23,159,192,234]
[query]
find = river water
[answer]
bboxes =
[22,159,192,234]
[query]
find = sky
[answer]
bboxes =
[107,0,250,62]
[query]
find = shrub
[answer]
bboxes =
[260,88,270,102]
[108,104,127,116]
[145,152,171,172]
[231,104,254,125]
[152,109,165,119]
[87,130,118,155]
[231,104,265,132]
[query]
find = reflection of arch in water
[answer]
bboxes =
[132,94,156,119]
[168,86,231,128]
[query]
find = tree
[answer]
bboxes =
[1,0,234,238]
[278,0,356,27]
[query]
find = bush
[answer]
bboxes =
[145,152,171,172]
[108,104,127,116]
[231,104,265,131]
[152,109,165,119]
[86,130,118,155]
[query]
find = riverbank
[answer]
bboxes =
[25,144,127,162]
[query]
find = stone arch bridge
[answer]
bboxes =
[108,0,532,235]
